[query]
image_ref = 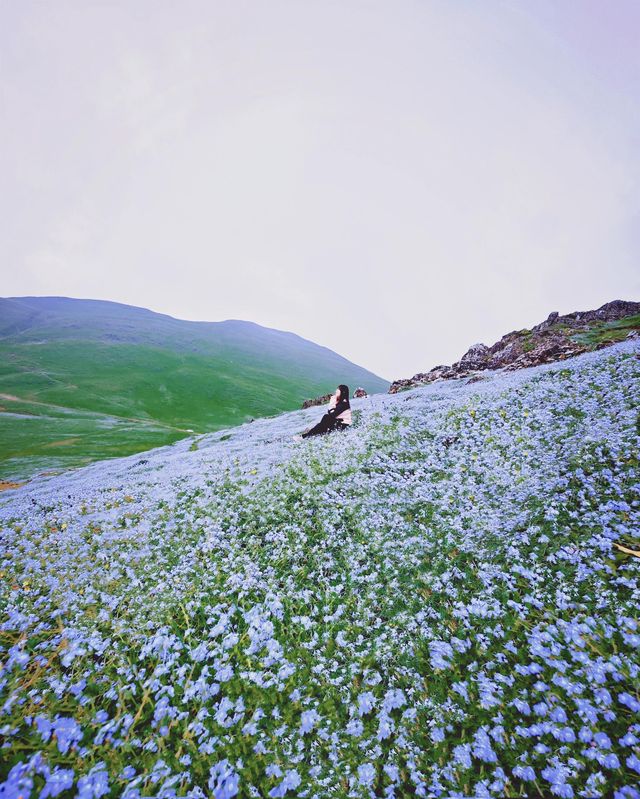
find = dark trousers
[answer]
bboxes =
[302,413,347,438]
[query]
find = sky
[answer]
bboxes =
[1,0,639,382]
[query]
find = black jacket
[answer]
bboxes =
[327,398,350,419]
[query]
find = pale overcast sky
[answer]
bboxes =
[2,1,638,381]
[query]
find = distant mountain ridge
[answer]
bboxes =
[0,296,390,387]
[0,296,389,479]
[1,296,386,370]
[389,299,640,393]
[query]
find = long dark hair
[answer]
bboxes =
[338,384,350,405]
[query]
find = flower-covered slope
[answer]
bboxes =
[1,339,639,799]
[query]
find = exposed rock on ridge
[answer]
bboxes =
[301,393,333,409]
[389,300,640,393]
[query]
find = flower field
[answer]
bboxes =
[1,339,639,798]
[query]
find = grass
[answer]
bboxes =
[569,313,640,346]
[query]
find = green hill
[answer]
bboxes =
[0,296,389,480]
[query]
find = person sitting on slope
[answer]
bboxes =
[294,384,352,440]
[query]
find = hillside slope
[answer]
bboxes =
[0,296,389,480]
[1,337,638,797]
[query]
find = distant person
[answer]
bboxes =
[294,384,352,440]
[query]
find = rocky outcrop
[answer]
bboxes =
[301,393,333,409]
[457,343,491,370]
[389,300,640,393]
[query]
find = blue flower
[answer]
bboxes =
[376,711,394,741]
[619,692,640,712]
[578,726,592,743]
[549,707,567,723]
[299,709,320,734]
[554,727,576,743]
[512,698,531,715]
[626,754,640,775]
[76,765,109,798]
[48,717,83,755]
[0,761,35,799]
[268,770,301,798]
[429,640,454,670]
[357,692,376,716]
[472,727,497,764]
[614,787,640,799]
[593,731,612,749]
[208,760,239,799]
[383,764,400,783]
[453,743,472,769]
[40,767,75,798]
[512,765,535,781]
[382,688,406,712]
[430,726,445,743]
[36,716,52,743]
[357,763,376,787]
[541,766,573,798]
